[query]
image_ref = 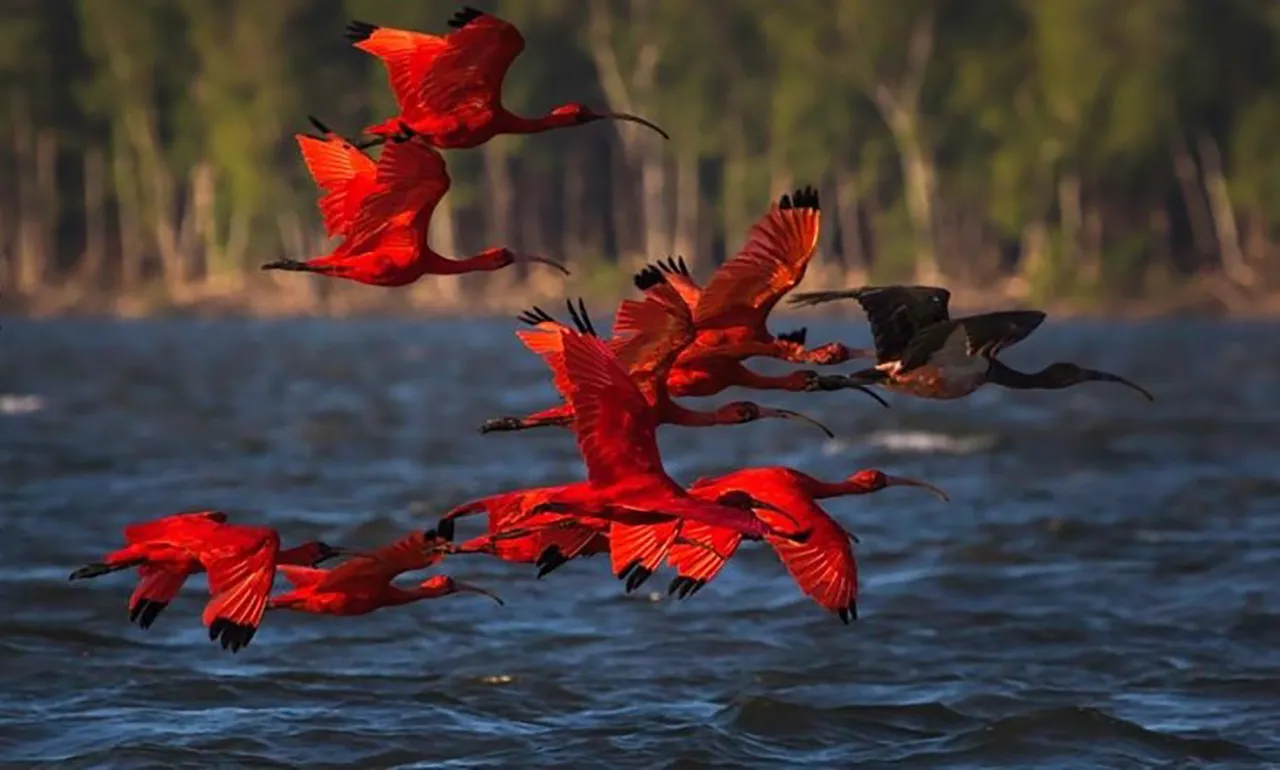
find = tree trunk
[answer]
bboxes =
[673,150,699,263]
[834,163,868,272]
[1197,133,1254,287]
[112,138,144,291]
[1058,171,1083,277]
[82,147,108,288]
[1169,132,1217,269]
[585,0,665,267]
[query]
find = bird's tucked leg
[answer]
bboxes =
[797,342,875,367]
[478,413,572,434]
[261,259,322,274]
[69,560,142,581]
[804,368,890,393]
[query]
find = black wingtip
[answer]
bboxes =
[837,601,858,625]
[447,6,485,29]
[307,115,332,136]
[344,20,379,44]
[777,327,808,345]
[565,298,598,337]
[535,546,569,579]
[516,305,556,327]
[779,184,819,211]
[656,255,690,278]
[634,265,668,292]
[435,518,456,542]
[131,600,168,630]
[208,618,257,654]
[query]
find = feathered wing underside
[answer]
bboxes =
[200,530,281,632]
[609,520,680,578]
[666,521,743,585]
[693,188,822,331]
[295,134,378,238]
[354,12,525,131]
[559,329,666,489]
[128,564,192,626]
[343,139,450,252]
[515,324,576,408]
[350,27,446,115]
[763,498,858,617]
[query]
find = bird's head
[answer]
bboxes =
[418,575,505,605]
[1038,363,1155,401]
[548,103,669,140]
[476,247,570,275]
[844,469,950,502]
[712,401,835,439]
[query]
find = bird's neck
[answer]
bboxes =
[985,359,1060,390]
[432,252,499,275]
[805,477,876,499]
[496,109,569,136]
[662,400,724,428]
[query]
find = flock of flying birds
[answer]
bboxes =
[68,7,1156,654]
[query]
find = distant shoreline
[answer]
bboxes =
[2,278,1276,322]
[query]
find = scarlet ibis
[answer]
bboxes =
[791,285,1154,401]
[68,511,349,652]
[478,283,852,434]
[508,317,812,591]
[632,188,874,367]
[262,125,568,285]
[125,538,350,632]
[269,530,502,616]
[665,467,949,623]
[344,7,668,150]
[438,486,608,578]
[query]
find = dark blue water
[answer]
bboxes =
[2,316,1278,768]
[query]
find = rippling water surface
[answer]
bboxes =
[2,316,1279,768]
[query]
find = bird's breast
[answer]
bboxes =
[884,361,986,399]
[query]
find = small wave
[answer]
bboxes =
[864,430,997,455]
[0,393,43,414]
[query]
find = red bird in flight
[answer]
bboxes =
[439,487,608,578]
[69,511,350,652]
[263,124,568,285]
[640,187,873,370]
[479,285,847,434]
[667,467,949,622]
[344,6,668,150]
[269,530,502,616]
[506,314,813,591]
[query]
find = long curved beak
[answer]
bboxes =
[1086,370,1154,401]
[884,476,950,503]
[602,112,669,140]
[454,581,505,606]
[851,385,890,408]
[759,407,836,439]
[515,254,571,275]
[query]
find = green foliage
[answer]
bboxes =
[3,0,1280,306]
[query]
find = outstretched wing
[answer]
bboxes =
[897,310,1046,372]
[344,137,450,250]
[200,527,281,647]
[763,499,858,623]
[123,510,227,545]
[791,285,952,364]
[665,521,742,591]
[610,269,696,406]
[314,530,449,591]
[692,186,822,333]
[295,131,378,238]
[349,9,525,131]
[647,255,702,309]
[128,564,192,629]
[559,329,665,488]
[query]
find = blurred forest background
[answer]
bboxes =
[2,0,1280,316]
